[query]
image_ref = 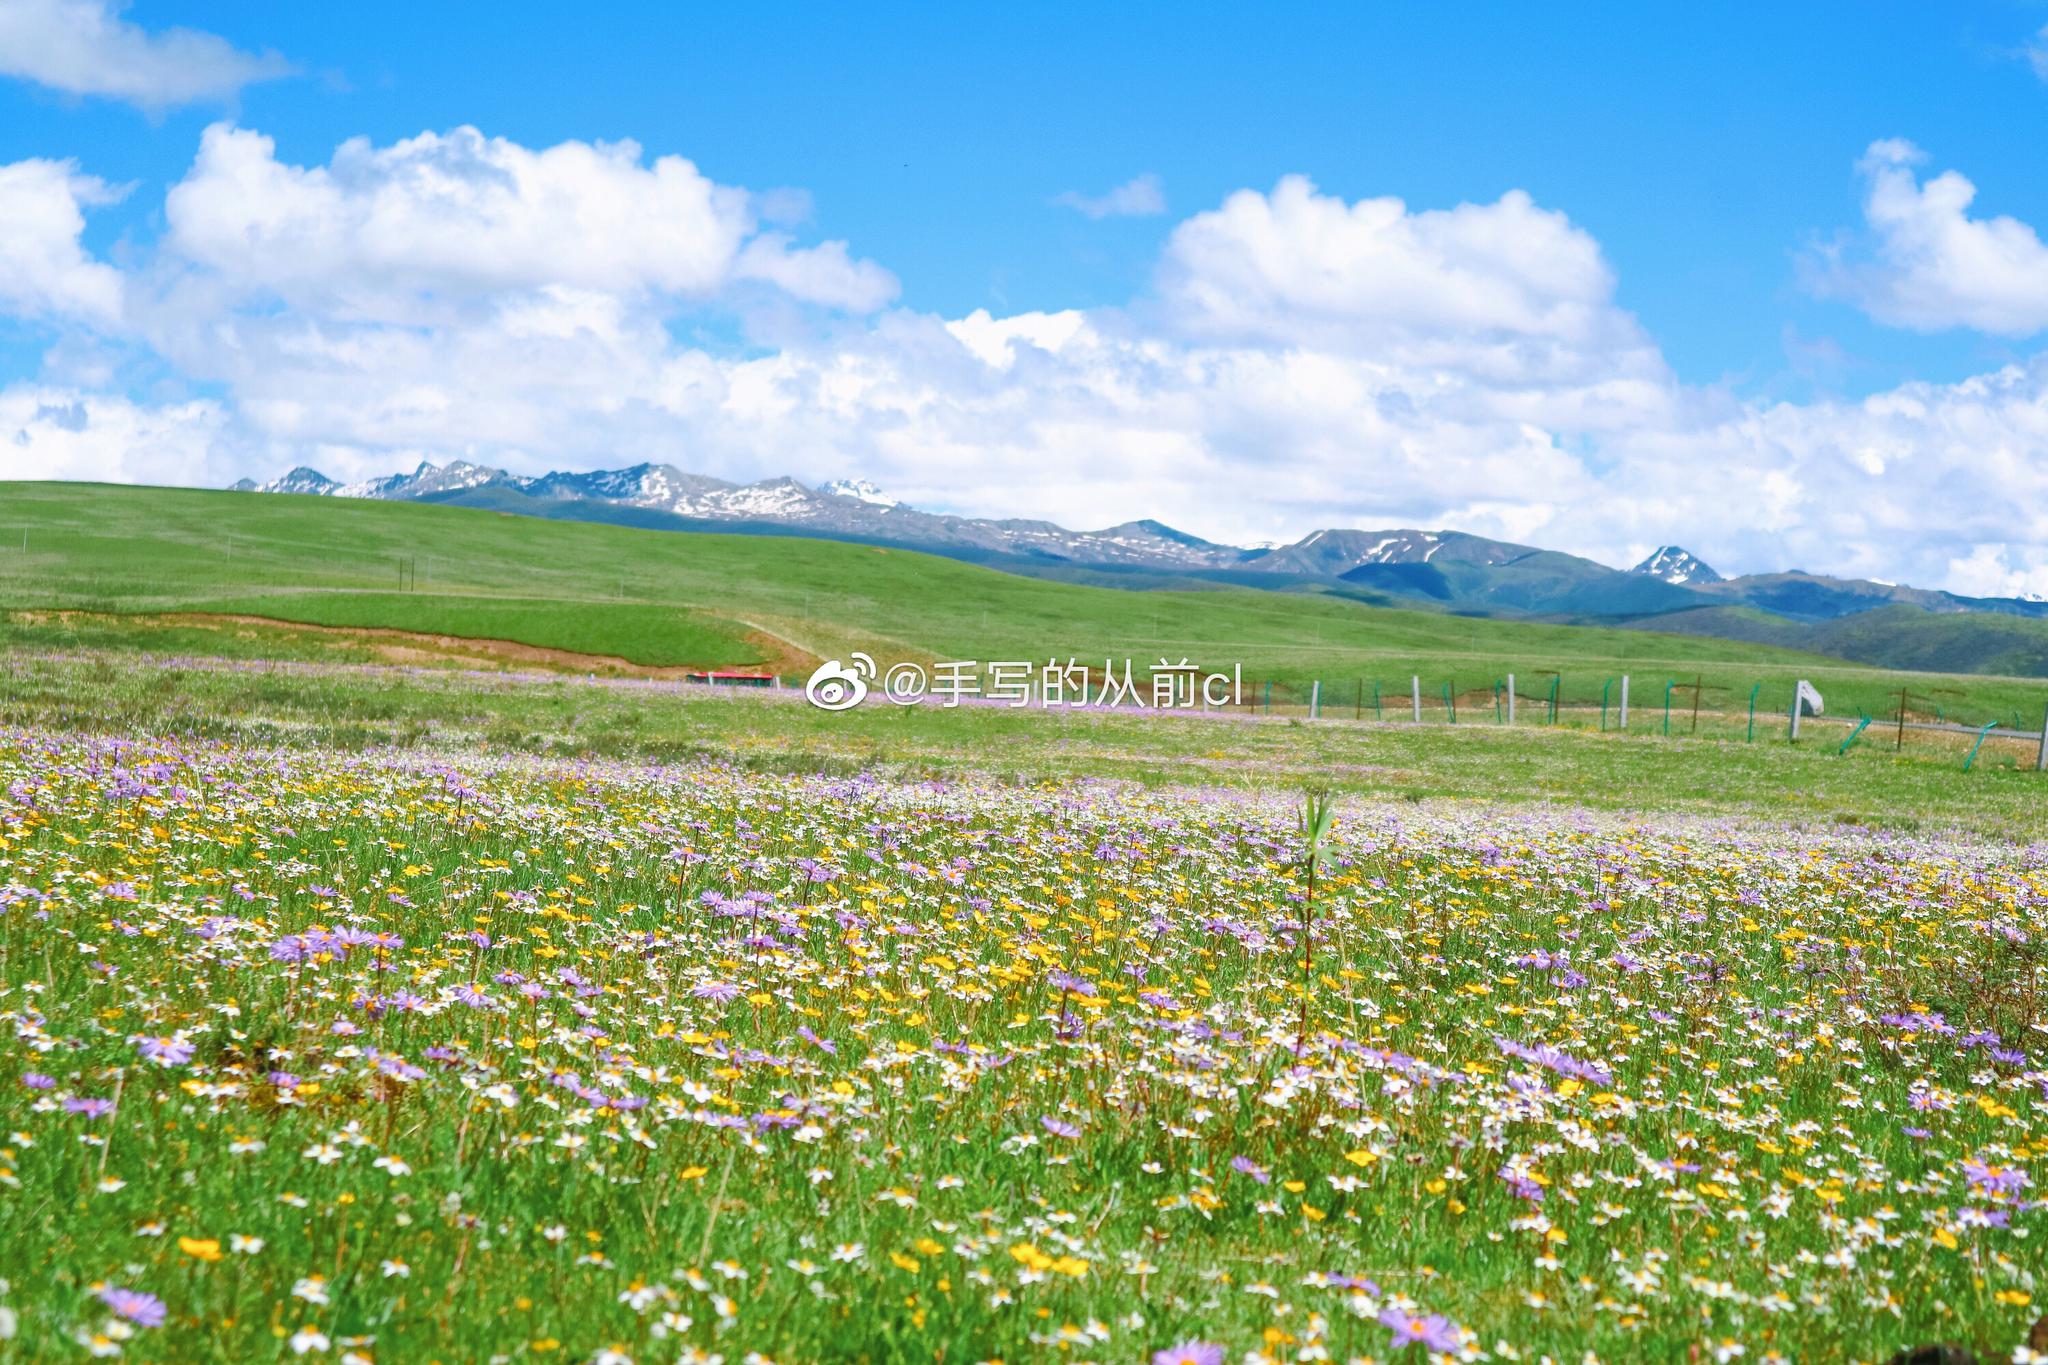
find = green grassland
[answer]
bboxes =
[6,647,2048,840]
[1633,601,2048,679]
[4,485,2048,1364]
[4,482,2046,728]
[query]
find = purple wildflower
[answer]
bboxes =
[1492,1035,1613,1087]
[1152,1344,1224,1365]
[1964,1161,2030,1198]
[98,1285,167,1327]
[1047,970,1098,997]
[136,1035,195,1066]
[1379,1308,1460,1352]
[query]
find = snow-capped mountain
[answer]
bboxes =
[231,461,1605,582]
[1245,528,1540,578]
[233,460,503,500]
[226,458,2048,626]
[233,466,338,496]
[229,460,1250,570]
[1629,545,1723,586]
[822,478,899,508]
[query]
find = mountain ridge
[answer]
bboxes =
[228,459,2048,639]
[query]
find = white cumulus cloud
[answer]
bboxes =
[0,157,125,323]
[1813,139,2048,335]
[4,384,231,483]
[0,0,289,109]
[1156,176,1662,396]
[162,124,898,318]
[9,124,2048,598]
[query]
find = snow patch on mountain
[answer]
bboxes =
[1629,545,1723,586]
[822,479,898,508]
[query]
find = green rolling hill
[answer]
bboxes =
[223,460,2048,680]
[1629,603,2048,682]
[2,480,2044,726]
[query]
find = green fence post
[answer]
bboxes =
[1663,680,1677,737]
[1964,722,2000,772]
[1442,681,1457,724]
[1263,680,1272,716]
[1600,678,1612,731]
[1837,716,1872,755]
[1547,675,1560,724]
[1372,680,1381,721]
[1494,679,1504,725]
[1746,683,1761,742]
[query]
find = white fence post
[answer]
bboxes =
[1411,675,1422,722]
[2037,698,2048,772]
[1309,680,1321,720]
[1789,680,1804,741]
[1505,673,1516,725]
[1618,675,1629,729]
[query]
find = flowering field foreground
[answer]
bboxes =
[0,729,2044,1364]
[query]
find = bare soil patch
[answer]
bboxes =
[20,609,818,681]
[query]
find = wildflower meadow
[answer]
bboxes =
[1,727,2044,1364]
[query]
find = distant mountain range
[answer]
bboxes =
[230,459,2048,677]
[236,460,1242,569]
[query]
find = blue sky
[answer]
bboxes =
[6,1,2048,590]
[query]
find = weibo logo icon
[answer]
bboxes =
[804,654,876,711]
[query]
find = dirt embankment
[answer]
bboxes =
[17,610,819,681]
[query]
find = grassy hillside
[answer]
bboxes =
[1631,601,2048,684]
[1810,603,2048,676]
[175,593,770,670]
[3,481,2045,724]
[6,646,2048,838]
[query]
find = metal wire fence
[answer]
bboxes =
[1229,674,2048,772]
